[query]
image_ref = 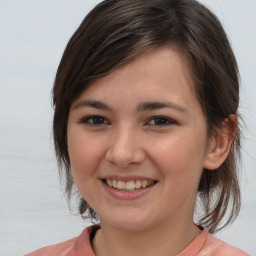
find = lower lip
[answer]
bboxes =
[102,180,156,200]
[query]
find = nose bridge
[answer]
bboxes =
[106,123,144,166]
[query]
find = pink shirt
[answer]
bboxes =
[25,225,249,256]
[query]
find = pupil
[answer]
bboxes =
[94,117,103,124]
[155,118,166,125]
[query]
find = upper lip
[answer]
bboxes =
[101,175,158,182]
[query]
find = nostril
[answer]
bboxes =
[105,146,146,167]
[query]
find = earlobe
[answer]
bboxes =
[203,115,237,170]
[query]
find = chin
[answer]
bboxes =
[100,211,153,232]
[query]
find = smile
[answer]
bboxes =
[103,179,157,191]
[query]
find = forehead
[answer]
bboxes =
[72,47,202,117]
[82,47,195,98]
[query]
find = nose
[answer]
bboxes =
[105,126,146,167]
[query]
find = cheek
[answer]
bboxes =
[149,133,206,180]
[67,130,106,202]
[67,130,105,178]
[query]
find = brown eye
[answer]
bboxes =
[82,116,109,125]
[148,116,175,126]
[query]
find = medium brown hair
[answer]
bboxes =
[53,0,241,233]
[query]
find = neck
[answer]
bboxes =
[92,219,201,256]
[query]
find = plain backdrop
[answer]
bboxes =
[0,0,255,255]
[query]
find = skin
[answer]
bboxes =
[67,47,233,256]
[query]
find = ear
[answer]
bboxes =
[203,114,237,170]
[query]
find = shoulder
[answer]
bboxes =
[25,225,100,256]
[25,238,75,256]
[199,232,249,256]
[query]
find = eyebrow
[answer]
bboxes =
[137,101,187,113]
[72,99,187,113]
[72,100,113,111]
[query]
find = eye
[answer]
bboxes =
[147,116,175,126]
[81,116,109,126]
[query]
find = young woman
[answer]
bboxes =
[27,0,249,255]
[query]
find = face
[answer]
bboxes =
[67,47,212,232]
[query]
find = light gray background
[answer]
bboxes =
[0,0,255,255]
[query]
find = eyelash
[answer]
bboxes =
[81,116,110,126]
[80,115,175,127]
[147,116,176,127]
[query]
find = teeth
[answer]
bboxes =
[106,179,112,187]
[142,180,147,188]
[125,181,135,190]
[112,179,117,188]
[105,179,155,191]
[117,180,125,189]
[135,180,142,189]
